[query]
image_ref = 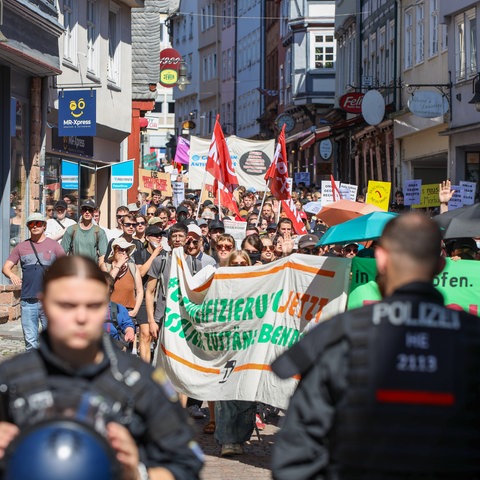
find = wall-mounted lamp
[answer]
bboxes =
[177,61,190,91]
[468,73,480,112]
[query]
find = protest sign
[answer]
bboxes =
[411,183,440,208]
[157,250,351,409]
[366,180,391,211]
[321,180,340,206]
[404,179,422,205]
[448,185,463,210]
[294,172,310,187]
[460,181,476,205]
[224,219,247,248]
[172,181,185,207]
[139,169,172,197]
[339,182,358,201]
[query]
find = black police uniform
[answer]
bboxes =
[272,282,480,480]
[0,332,203,479]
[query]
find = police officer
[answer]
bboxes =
[0,255,203,480]
[272,212,480,480]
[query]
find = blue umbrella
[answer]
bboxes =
[317,211,398,246]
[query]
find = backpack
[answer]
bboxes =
[68,224,101,256]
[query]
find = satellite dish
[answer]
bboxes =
[361,90,385,126]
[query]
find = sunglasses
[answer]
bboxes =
[262,245,274,251]
[115,247,129,253]
[81,207,94,213]
[345,247,358,253]
[123,222,137,227]
[136,221,146,226]
[27,221,45,228]
[217,244,233,251]
[186,239,199,246]
[46,208,54,212]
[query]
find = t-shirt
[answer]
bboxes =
[45,217,76,243]
[7,238,65,299]
[147,252,170,322]
[61,224,108,261]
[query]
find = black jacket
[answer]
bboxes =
[272,282,480,480]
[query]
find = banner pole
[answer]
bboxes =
[195,168,209,219]
[256,184,268,227]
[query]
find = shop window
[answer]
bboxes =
[9,99,27,250]
[465,152,480,202]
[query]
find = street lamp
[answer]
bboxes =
[177,61,190,91]
[468,73,480,112]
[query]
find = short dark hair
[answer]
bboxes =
[168,222,188,240]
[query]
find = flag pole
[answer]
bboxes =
[195,169,209,219]
[217,186,222,220]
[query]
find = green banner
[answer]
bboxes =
[348,258,480,316]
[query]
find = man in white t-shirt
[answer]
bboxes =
[45,200,76,243]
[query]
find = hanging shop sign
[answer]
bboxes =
[51,128,94,157]
[407,90,449,118]
[59,90,96,136]
[159,48,182,87]
[111,160,134,190]
[319,138,333,160]
[361,90,385,126]
[61,160,79,190]
[339,92,364,114]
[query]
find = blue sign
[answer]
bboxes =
[111,160,134,190]
[59,90,96,136]
[61,160,79,190]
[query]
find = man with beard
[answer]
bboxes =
[271,213,480,480]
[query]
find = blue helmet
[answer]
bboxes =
[5,419,120,480]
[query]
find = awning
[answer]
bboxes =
[285,129,312,144]
[299,126,331,150]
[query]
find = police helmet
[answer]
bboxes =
[5,419,120,480]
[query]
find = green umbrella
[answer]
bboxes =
[317,211,398,246]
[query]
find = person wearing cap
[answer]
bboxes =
[127,203,139,214]
[2,213,65,350]
[271,213,480,480]
[342,242,359,258]
[297,234,321,255]
[176,205,190,225]
[184,224,216,275]
[61,200,108,264]
[449,237,479,260]
[103,237,143,322]
[206,220,225,262]
[45,200,76,243]
[145,224,189,362]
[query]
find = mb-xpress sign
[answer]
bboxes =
[59,90,96,136]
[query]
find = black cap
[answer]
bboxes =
[177,206,189,215]
[81,199,96,209]
[145,225,163,236]
[266,223,277,231]
[209,220,225,231]
[54,200,68,210]
[203,199,214,207]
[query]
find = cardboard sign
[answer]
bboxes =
[404,179,422,205]
[366,180,391,211]
[138,169,172,197]
[411,184,440,208]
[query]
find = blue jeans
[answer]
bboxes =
[20,300,47,350]
[214,400,256,445]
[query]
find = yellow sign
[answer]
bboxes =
[366,180,391,211]
[411,184,440,208]
[160,69,178,85]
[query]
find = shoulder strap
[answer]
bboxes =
[28,240,45,269]
[54,218,66,230]
[69,224,78,254]
[110,302,119,329]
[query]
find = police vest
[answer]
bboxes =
[329,298,480,479]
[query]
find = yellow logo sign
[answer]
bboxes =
[69,98,86,118]
[160,69,178,85]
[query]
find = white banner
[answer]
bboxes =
[156,249,351,409]
[188,135,275,191]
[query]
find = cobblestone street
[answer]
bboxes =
[0,320,278,479]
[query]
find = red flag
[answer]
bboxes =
[281,198,308,235]
[205,115,241,217]
[264,125,291,200]
[330,174,342,202]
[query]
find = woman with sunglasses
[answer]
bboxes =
[216,234,236,267]
[241,234,263,265]
[134,214,147,243]
[260,236,276,263]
